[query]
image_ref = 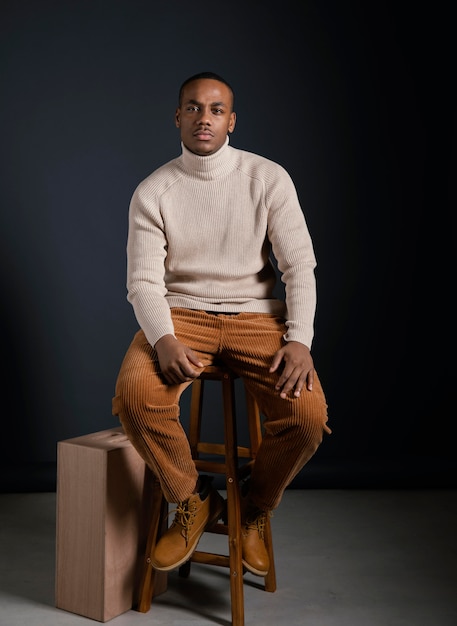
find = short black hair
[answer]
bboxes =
[178,71,235,110]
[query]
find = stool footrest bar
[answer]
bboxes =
[191,550,231,568]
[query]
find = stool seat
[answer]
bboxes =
[136,364,276,626]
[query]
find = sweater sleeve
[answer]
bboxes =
[126,182,175,347]
[265,166,317,349]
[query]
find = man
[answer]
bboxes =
[112,71,331,577]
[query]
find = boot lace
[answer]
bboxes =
[169,499,197,546]
[244,508,270,540]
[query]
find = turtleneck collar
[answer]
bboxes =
[180,136,237,180]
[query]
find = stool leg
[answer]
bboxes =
[137,473,168,612]
[178,558,191,578]
[244,382,277,593]
[222,373,245,626]
[263,516,277,592]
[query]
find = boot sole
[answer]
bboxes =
[242,559,269,577]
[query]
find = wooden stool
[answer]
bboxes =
[136,364,277,626]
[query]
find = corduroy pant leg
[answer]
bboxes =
[112,329,199,503]
[218,313,331,512]
[112,310,222,504]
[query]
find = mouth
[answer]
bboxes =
[194,129,213,138]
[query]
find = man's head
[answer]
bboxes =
[175,71,236,156]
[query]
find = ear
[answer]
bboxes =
[228,111,236,134]
[175,108,180,128]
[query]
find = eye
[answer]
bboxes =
[186,105,200,112]
[213,108,224,115]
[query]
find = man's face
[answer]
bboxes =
[175,79,236,156]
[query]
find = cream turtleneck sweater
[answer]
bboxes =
[126,137,318,349]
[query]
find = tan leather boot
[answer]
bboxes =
[151,479,224,572]
[241,498,270,576]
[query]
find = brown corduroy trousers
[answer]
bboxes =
[112,308,331,511]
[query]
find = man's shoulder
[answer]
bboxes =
[231,146,290,180]
[134,156,183,197]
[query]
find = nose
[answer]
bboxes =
[196,106,211,125]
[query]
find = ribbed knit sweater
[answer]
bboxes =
[126,137,318,349]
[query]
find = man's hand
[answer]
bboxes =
[154,334,203,384]
[269,341,314,399]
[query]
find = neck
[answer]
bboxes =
[180,136,234,179]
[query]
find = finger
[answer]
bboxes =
[274,371,289,391]
[162,371,180,385]
[180,365,200,379]
[306,368,314,391]
[164,362,196,384]
[278,372,300,399]
[187,351,204,368]
[293,372,309,397]
[269,350,284,373]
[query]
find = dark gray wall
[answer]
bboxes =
[1,1,455,491]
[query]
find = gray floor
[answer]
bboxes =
[1,489,456,626]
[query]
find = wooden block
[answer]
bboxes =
[55,427,166,622]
